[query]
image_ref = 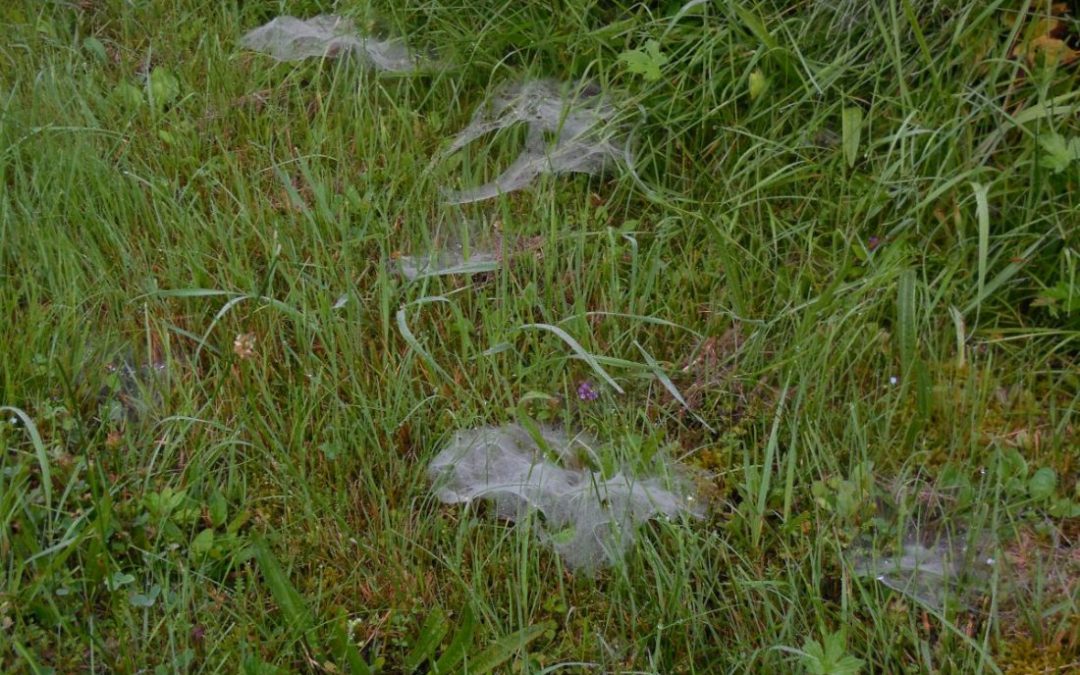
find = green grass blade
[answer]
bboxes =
[397,306,453,384]
[332,610,373,675]
[971,182,991,318]
[633,341,715,433]
[730,3,777,51]
[752,379,788,550]
[518,323,624,394]
[252,537,315,643]
[1,406,52,517]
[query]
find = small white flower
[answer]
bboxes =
[889,376,899,385]
[233,332,257,359]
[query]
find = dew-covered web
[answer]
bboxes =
[428,424,704,572]
[439,79,630,204]
[848,525,998,611]
[240,15,420,71]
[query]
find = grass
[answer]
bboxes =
[1,0,1077,672]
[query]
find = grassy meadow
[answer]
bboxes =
[1,0,1078,672]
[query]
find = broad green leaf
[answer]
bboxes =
[128,584,161,608]
[432,605,475,674]
[190,528,215,557]
[842,107,864,168]
[748,69,768,100]
[465,622,552,674]
[801,638,828,675]
[209,491,228,528]
[106,572,135,591]
[149,67,180,110]
[83,37,107,62]
[999,448,1028,480]
[1048,498,1080,518]
[404,607,449,672]
[1028,467,1057,502]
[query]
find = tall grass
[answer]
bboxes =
[1,0,1077,672]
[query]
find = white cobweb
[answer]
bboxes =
[393,218,503,281]
[239,15,420,71]
[848,527,997,611]
[396,248,499,281]
[439,79,630,204]
[428,424,704,572]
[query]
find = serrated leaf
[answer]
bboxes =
[801,631,864,675]
[1028,467,1057,502]
[831,655,866,675]
[1039,132,1074,173]
[404,607,448,672]
[618,39,668,82]
[801,638,827,674]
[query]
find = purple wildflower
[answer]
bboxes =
[577,380,599,402]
